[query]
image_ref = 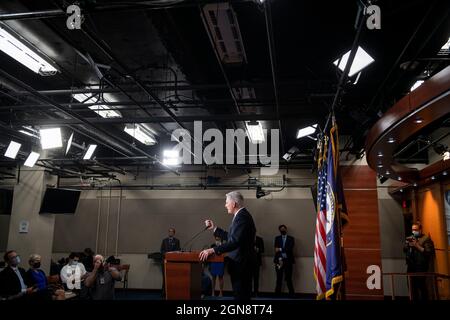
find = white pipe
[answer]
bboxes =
[115,186,122,257]
[104,183,111,256]
[95,189,102,254]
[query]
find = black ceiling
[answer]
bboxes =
[0,0,449,175]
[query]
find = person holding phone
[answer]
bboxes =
[84,254,121,300]
[403,222,435,300]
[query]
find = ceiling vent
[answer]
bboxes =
[201,2,247,64]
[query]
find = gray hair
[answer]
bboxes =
[226,191,244,207]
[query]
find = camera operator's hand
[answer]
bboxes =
[408,238,417,247]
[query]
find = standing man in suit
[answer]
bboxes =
[160,227,181,296]
[0,250,37,300]
[199,191,256,300]
[160,228,181,255]
[274,224,295,296]
[253,235,264,296]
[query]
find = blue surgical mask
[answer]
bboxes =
[14,256,21,264]
[412,231,420,237]
[71,261,78,266]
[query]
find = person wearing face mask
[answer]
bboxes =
[59,252,87,290]
[274,225,295,296]
[0,250,37,300]
[403,222,435,300]
[209,236,225,297]
[25,254,52,301]
[84,254,121,300]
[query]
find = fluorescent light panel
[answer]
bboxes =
[163,150,180,166]
[124,124,156,145]
[83,144,97,160]
[0,26,57,75]
[245,121,265,143]
[333,46,374,77]
[24,152,40,167]
[4,141,21,159]
[73,93,122,118]
[40,128,62,149]
[66,132,74,155]
[297,124,317,139]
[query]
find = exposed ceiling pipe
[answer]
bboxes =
[264,0,285,155]
[0,81,134,157]
[0,1,257,21]
[12,113,317,126]
[0,68,180,175]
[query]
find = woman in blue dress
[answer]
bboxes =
[210,236,225,297]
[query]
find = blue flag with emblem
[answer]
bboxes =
[324,125,344,298]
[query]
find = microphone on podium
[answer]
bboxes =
[182,225,210,252]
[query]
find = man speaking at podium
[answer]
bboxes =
[199,191,256,300]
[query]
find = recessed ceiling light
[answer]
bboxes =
[410,80,424,92]
[414,116,424,124]
[387,137,395,143]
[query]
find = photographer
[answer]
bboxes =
[403,222,435,300]
[84,255,121,300]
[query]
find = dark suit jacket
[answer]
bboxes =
[274,235,295,264]
[0,266,27,298]
[255,236,264,266]
[213,208,256,266]
[160,237,181,255]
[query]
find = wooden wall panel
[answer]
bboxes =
[341,165,383,299]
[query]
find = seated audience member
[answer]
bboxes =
[50,259,62,276]
[82,248,95,272]
[84,255,121,300]
[25,254,52,301]
[0,250,36,300]
[60,252,87,290]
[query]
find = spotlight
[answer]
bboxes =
[256,185,270,199]
[4,141,21,159]
[378,175,388,184]
[296,124,317,139]
[283,146,300,161]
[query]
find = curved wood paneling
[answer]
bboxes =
[365,66,450,183]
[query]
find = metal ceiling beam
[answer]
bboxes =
[0,68,180,175]
[10,80,335,96]
[12,113,318,126]
[0,1,255,21]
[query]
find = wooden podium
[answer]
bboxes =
[164,251,223,300]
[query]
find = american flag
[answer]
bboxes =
[314,158,328,299]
